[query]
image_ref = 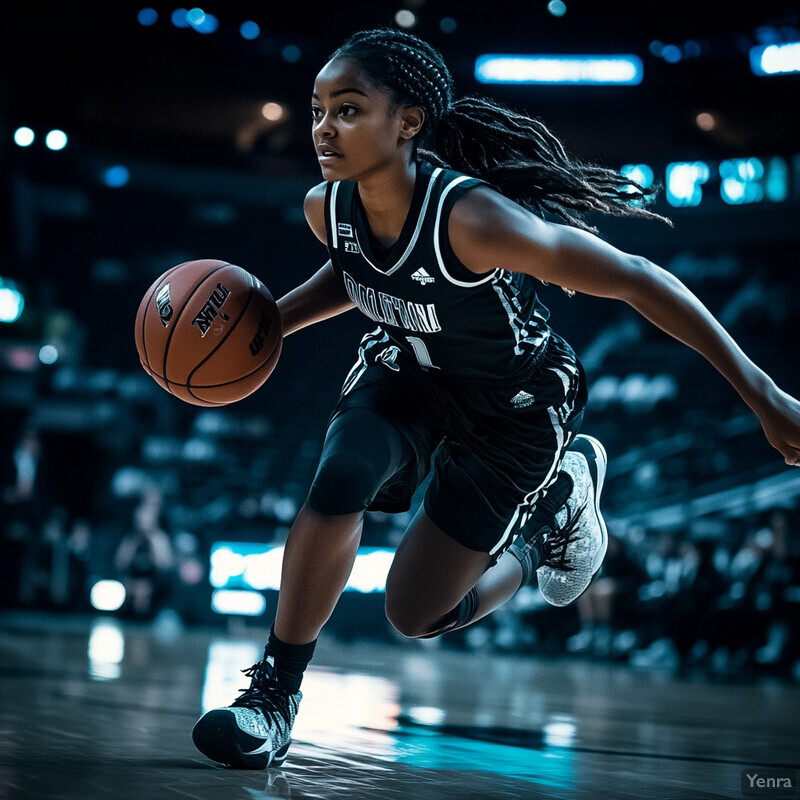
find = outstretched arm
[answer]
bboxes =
[276,260,354,337]
[450,188,800,466]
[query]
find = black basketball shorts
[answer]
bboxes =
[312,328,587,557]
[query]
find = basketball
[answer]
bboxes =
[134,259,282,406]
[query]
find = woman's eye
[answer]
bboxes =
[339,105,357,116]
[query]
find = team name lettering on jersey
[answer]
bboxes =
[343,271,441,334]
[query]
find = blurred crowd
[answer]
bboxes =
[3,417,799,683]
[458,506,800,681]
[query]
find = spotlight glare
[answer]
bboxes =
[0,279,25,323]
[45,129,68,151]
[90,580,127,612]
[395,9,417,28]
[14,127,35,147]
[187,7,205,25]
[39,344,59,365]
[439,17,457,34]
[261,102,285,121]
[547,0,567,17]
[750,41,800,75]
[695,112,716,131]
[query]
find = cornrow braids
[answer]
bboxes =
[331,27,669,230]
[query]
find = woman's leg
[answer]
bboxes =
[276,407,417,644]
[274,505,364,644]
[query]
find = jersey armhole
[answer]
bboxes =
[436,180,500,287]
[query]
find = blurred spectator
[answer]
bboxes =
[566,532,645,657]
[115,486,174,620]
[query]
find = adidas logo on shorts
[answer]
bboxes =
[411,268,435,285]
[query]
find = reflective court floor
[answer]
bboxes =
[0,612,797,799]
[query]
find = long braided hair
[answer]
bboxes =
[330,27,670,231]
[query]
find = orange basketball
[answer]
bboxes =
[134,259,282,406]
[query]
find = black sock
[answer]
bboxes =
[265,626,317,693]
[510,472,573,584]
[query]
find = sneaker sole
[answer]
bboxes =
[571,434,608,577]
[192,710,290,770]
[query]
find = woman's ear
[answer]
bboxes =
[398,105,425,140]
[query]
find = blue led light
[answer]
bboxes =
[240,20,260,40]
[474,54,643,85]
[137,8,158,26]
[661,44,682,63]
[765,157,788,202]
[101,165,130,188]
[666,161,710,207]
[171,8,189,28]
[720,157,765,205]
[282,44,302,63]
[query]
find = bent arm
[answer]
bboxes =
[450,188,800,465]
[276,260,354,337]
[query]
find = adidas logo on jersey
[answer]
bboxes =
[511,390,535,408]
[411,268,435,285]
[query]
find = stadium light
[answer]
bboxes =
[750,41,800,75]
[475,54,643,85]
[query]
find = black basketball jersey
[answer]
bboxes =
[324,160,552,381]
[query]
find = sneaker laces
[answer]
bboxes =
[541,504,586,571]
[232,655,294,728]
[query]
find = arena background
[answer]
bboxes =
[0,3,798,798]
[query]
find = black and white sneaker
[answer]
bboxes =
[192,652,301,770]
[536,434,608,607]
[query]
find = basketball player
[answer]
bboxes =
[192,28,800,769]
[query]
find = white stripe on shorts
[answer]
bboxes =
[489,405,571,557]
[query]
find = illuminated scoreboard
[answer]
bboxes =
[622,157,792,208]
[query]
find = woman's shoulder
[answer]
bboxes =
[304,181,328,244]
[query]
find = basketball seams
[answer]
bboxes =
[160,263,232,391]
[138,260,188,376]
[185,271,257,403]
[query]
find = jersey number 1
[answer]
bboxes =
[406,336,440,370]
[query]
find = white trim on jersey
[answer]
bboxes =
[489,406,570,557]
[491,272,550,357]
[330,181,341,250]
[336,168,444,276]
[341,328,388,396]
[434,176,499,287]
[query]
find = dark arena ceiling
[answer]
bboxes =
[4,0,799,174]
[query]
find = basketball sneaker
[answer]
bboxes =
[536,434,608,607]
[192,652,300,770]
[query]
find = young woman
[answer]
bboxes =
[192,27,800,769]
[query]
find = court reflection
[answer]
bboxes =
[202,640,576,798]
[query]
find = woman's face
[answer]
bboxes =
[311,57,416,181]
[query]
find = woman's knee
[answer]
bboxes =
[306,451,385,515]
[384,589,447,639]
